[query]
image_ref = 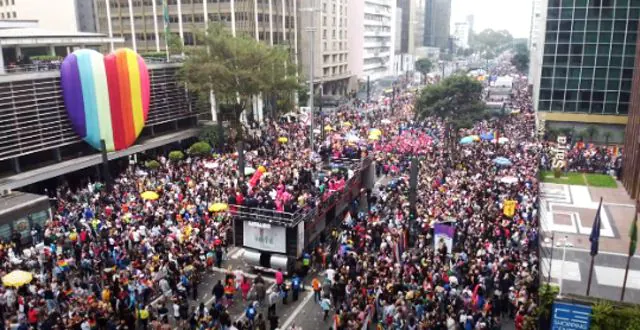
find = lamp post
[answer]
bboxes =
[438,60,446,80]
[300,4,319,152]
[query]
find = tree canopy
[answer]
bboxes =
[511,43,530,73]
[415,58,433,76]
[415,75,485,130]
[180,24,298,125]
[470,29,514,53]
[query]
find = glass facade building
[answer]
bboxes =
[538,0,639,116]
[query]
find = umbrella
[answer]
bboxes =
[209,203,228,212]
[140,191,159,201]
[324,125,333,132]
[460,136,475,145]
[257,165,267,173]
[342,122,352,127]
[498,137,509,144]
[470,135,481,141]
[2,270,32,287]
[381,119,391,124]
[244,167,256,176]
[500,176,518,184]
[346,135,360,143]
[368,135,380,141]
[369,128,382,136]
[277,137,288,143]
[480,133,494,141]
[493,157,512,166]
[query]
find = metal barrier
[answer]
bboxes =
[2,57,184,75]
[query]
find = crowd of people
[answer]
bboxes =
[0,58,550,330]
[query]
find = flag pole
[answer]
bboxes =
[621,204,638,301]
[586,254,595,296]
[586,197,603,296]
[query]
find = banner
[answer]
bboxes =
[503,200,517,217]
[433,223,455,253]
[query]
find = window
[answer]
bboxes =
[323,29,326,39]
[12,11,15,18]
[0,13,3,18]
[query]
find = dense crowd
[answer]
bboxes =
[0,60,547,330]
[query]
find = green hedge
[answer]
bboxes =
[168,150,185,162]
[140,52,167,58]
[145,160,161,170]
[591,300,640,330]
[31,55,62,61]
[188,141,211,156]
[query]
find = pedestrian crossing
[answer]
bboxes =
[541,258,640,289]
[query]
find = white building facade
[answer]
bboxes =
[529,0,547,113]
[0,0,78,32]
[348,0,396,81]
[452,22,469,49]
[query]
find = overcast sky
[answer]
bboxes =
[451,0,533,39]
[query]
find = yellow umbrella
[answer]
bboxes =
[324,125,333,132]
[2,270,32,287]
[369,128,382,136]
[342,121,352,127]
[141,191,159,201]
[209,203,228,212]
[368,135,380,141]
[470,135,481,141]
[257,165,267,173]
[277,137,288,143]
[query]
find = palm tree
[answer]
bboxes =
[602,131,612,146]
[585,125,599,143]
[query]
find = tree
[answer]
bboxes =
[415,75,485,152]
[180,24,298,167]
[470,29,514,54]
[168,150,185,162]
[603,131,612,145]
[188,141,212,156]
[297,84,310,107]
[585,125,599,143]
[415,58,433,83]
[511,43,530,73]
[199,124,225,149]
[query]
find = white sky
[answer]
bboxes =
[451,0,533,39]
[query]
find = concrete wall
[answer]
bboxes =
[14,0,78,32]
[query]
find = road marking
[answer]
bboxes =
[541,259,582,282]
[595,265,640,290]
[280,291,315,330]
[540,244,640,259]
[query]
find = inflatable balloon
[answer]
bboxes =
[60,48,150,152]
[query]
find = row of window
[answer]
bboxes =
[547,6,639,20]
[322,16,346,29]
[545,30,637,43]
[542,54,636,67]
[546,19,638,32]
[540,90,630,102]
[111,0,294,8]
[323,53,347,64]
[322,41,347,51]
[0,11,15,19]
[114,13,295,27]
[538,100,629,115]
[124,30,294,45]
[548,0,638,8]
[322,65,348,77]
[322,29,346,40]
[539,78,632,90]
[542,66,634,79]
[544,43,636,57]
[0,0,14,6]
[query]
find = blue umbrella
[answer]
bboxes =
[480,132,494,141]
[460,136,475,145]
[493,157,512,166]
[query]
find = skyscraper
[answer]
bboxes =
[423,0,451,50]
[535,0,639,140]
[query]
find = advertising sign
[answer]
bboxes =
[243,221,286,254]
[433,223,455,253]
[551,302,592,330]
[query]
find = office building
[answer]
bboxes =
[0,0,78,31]
[529,0,546,99]
[622,22,640,200]
[423,0,451,50]
[535,0,639,140]
[298,0,353,96]
[413,0,425,50]
[94,0,298,55]
[453,22,469,49]
[348,0,396,81]
[466,14,474,33]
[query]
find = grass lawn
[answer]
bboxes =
[540,171,618,188]
[585,173,618,188]
[540,171,586,185]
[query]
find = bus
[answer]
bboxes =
[0,192,51,245]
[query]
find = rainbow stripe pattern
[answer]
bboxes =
[60,48,150,152]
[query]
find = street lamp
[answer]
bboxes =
[438,60,446,79]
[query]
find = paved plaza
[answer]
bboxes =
[539,182,640,303]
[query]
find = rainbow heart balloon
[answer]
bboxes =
[60,48,150,152]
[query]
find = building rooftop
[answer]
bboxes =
[0,27,124,46]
